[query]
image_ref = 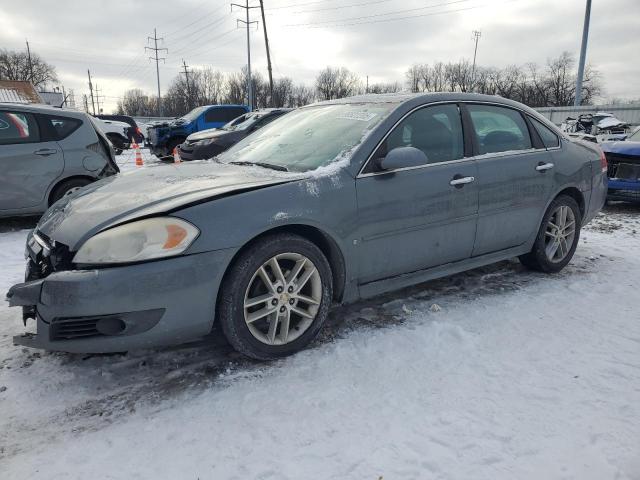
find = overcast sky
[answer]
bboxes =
[1,0,637,113]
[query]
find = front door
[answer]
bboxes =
[464,103,555,256]
[356,103,478,284]
[0,110,64,211]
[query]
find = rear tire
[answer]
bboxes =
[49,178,92,206]
[519,195,581,273]
[218,234,333,361]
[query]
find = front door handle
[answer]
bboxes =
[34,148,57,156]
[536,162,554,172]
[450,175,475,187]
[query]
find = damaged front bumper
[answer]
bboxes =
[5,247,235,353]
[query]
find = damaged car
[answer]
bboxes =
[602,127,640,203]
[6,93,607,360]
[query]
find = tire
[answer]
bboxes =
[49,178,92,206]
[166,137,185,156]
[218,233,333,361]
[519,195,582,273]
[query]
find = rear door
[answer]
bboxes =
[0,110,64,211]
[466,103,555,256]
[356,103,478,284]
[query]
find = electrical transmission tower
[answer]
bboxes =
[471,30,481,89]
[181,59,193,111]
[232,1,259,111]
[146,28,168,116]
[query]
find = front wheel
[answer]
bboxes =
[218,234,333,360]
[519,195,581,273]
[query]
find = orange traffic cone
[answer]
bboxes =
[134,142,144,167]
[173,147,181,164]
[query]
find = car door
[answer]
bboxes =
[0,110,64,211]
[356,103,478,284]
[465,103,555,256]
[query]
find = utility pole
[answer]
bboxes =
[181,59,193,111]
[95,84,102,114]
[258,0,273,106]
[25,39,33,82]
[574,0,592,107]
[366,75,369,94]
[232,1,259,111]
[471,30,481,89]
[61,85,67,107]
[82,94,89,113]
[146,28,168,115]
[87,69,96,115]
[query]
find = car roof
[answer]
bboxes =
[0,102,88,119]
[307,92,547,124]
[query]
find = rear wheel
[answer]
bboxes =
[218,234,333,360]
[519,195,581,273]
[49,178,92,206]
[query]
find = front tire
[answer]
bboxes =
[49,178,92,206]
[218,234,333,360]
[519,195,581,273]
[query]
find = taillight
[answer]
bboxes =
[599,149,607,173]
[135,127,142,135]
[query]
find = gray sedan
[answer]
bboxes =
[0,103,119,217]
[7,93,607,360]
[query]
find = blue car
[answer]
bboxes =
[147,104,248,157]
[602,127,640,203]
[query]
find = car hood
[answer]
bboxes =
[600,140,640,156]
[37,161,303,249]
[187,128,239,142]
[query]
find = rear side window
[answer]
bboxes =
[468,104,532,155]
[205,107,247,123]
[529,116,560,148]
[0,111,40,145]
[43,115,82,140]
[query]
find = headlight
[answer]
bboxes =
[195,138,214,146]
[73,217,199,265]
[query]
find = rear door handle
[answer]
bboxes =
[536,162,554,172]
[450,175,475,187]
[34,148,57,156]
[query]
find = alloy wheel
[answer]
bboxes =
[544,205,576,263]
[243,253,322,345]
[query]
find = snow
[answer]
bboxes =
[1,201,639,479]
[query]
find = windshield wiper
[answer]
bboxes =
[230,161,288,172]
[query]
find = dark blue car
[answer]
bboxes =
[148,104,248,157]
[602,128,640,203]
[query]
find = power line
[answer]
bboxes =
[283,0,516,28]
[283,0,474,27]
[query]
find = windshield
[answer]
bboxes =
[180,106,207,123]
[224,112,267,132]
[628,128,640,141]
[218,103,395,172]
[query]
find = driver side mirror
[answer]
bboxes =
[379,146,428,171]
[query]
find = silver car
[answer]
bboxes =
[0,103,119,217]
[7,93,607,360]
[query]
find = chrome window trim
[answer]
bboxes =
[357,99,555,179]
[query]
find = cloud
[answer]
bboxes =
[1,0,638,113]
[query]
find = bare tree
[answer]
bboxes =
[315,67,361,100]
[0,48,58,88]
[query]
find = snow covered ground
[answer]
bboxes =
[0,167,639,479]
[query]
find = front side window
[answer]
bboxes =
[468,104,532,155]
[0,111,40,145]
[218,103,395,172]
[373,103,465,167]
[530,116,560,148]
